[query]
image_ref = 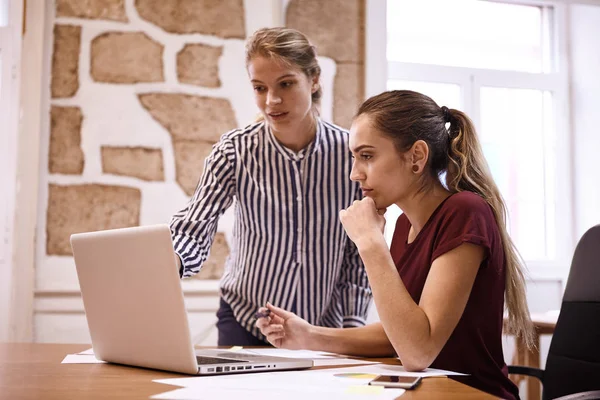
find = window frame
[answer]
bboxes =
[0,0,23,341]
[366,0,573,278]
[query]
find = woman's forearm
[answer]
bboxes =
[357,237,437,370]
[307,322,395,357]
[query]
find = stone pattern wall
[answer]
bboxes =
[286,0,365,128]
[45,0,364,281]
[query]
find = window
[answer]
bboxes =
[375,0,570,273]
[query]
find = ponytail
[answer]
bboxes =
[446,109,535,348]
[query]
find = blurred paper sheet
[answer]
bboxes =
[61,354,105,364]
[312,363,468,377]
[151,371,404,400]
[151,386,404,400]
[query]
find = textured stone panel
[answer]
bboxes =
[194,232,229,280]
[135,0,245,38]
[49,106,85,174]
[172,140,214,196]
[51,24,81,98]
[333,63,364,129]
[46,184,141,255]
[286,0,363,63]
[91,32,164,83]
[138,93,236,142]
[177,44,222,87]
[56,0,128,22]
[101,146,165,181]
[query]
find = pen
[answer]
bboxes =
[254,309,271,319]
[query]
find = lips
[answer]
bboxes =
[361,188,373,196]
[268,111,288,120]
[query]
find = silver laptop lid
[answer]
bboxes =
[71,224,199,374]
[71,224,313,375]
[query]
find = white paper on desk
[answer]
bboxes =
[77,348,95,355]
[236,348,379,367]
[151,386,404,400]
[152,370,404,399]
[61,354,106,364]
[312,363,468,377]
[154,368,377,389]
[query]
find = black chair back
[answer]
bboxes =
[542,224,600,399]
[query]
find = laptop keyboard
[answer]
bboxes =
[196,356,250,365]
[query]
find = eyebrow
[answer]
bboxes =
[251,74,297,83]
[350,144,376,153]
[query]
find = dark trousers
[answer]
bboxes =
[216,298,271,346]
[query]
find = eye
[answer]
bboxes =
[253,86,266,93]
[280,81,294,88]
[360,153,372,161]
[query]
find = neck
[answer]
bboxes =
[270,114,317,153]
[398,182,452,241]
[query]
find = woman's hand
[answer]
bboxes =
[255,303,314,349]
[339,197,386,249]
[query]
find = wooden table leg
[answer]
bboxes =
[510,338,525,387]
[525,332,541,400]
[510,332,541,400]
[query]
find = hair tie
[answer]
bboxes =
[441,106,451,123]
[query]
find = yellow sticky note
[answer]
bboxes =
[345,385,384,395]
[228,346,243,352]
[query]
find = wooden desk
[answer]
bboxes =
[507,311,558,400]
[0,343,497,399]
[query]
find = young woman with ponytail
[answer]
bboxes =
[256,90,533,400]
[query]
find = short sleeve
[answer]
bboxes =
[431,193,496,263]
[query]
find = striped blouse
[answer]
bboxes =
[170,119,372,338]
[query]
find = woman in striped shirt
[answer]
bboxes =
[170,27,372,346]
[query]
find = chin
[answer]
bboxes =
[373,197,393,210]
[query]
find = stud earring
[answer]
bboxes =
[412,165,419,173]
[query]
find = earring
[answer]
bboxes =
[412,165,419,173]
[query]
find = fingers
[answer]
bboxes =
[263,324,285,347]
[267,332,285,346]
[254,317,286,347]
[266,302,296,320]
[255,315,270,329]
[261,323,284,337]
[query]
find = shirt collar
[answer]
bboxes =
[266,117,323,161]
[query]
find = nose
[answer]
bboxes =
[349,160,364,182]
[266,90,282,106]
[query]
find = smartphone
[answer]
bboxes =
[368,375,422,389]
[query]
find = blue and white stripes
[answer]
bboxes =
[170,119,372,337]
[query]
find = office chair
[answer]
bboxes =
[509,224,600,400]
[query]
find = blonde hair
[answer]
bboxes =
[356,90,535,348]
[245,27,321,115]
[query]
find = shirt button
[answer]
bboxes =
[296,196,302,202]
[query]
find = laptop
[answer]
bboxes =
[70,224,313,375]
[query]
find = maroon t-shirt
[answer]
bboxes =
[390,191,519,400]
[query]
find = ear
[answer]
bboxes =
[311,75,320,93]
[410,140,429,174]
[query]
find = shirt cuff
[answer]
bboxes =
[342,316,367,328]
[177,254,184,279]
